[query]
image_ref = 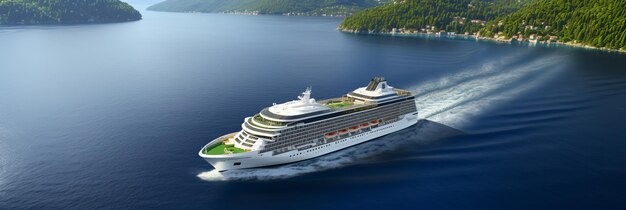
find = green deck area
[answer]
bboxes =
[204,143,246,155]
[326,101,353,109]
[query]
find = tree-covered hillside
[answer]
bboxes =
[148,0,255,13]
[148,0,388,16]
[340,0,626,50]
[480,0,626,49]
[339,0,527,33]
[0,0,142,25]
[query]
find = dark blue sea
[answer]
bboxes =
[1,5,626,210]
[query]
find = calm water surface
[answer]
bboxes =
[1,8,626,209]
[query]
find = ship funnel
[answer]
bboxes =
[366,77,387,91]
[298,87,312,103]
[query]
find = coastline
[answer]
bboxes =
[219,10,351,17]
[0,18,142,26]
[338,28,626,54]
[146,9,353,17]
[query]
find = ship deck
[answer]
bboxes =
[319,88,413,110]
[319,97,360,110]
[203,143,246,155]
[202,133,249,155]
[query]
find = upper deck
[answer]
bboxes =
[251,88,414,127]
[260,77,407,122]
[319,88,413,110]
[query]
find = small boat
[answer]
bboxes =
[370,120,380,125]
[349,126,360,131]
[338,129,349,135]
[360,123,370,128]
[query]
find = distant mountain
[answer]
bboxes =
[0,0,142,25]
[339,0,626,50]
[148,0,389,16]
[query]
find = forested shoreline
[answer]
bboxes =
[339,0,626,51]
[148,0,389,17]
[0,0,141,25]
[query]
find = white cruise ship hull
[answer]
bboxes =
[199,112,418,171]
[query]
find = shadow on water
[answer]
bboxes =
[197,119,463,181]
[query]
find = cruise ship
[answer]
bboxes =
[199,77,418,171]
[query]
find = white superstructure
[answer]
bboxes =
[199,77,418,171]
[268,87,330,116]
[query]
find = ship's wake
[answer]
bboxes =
[198,52,566,181]
[411,53,566,129]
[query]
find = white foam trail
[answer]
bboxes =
[198,53,566,181]
[412,53,565,129]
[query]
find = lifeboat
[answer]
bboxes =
[338,129,349,135]
[360,123,369,128]
[370,120,380,125]
[349,126,360,131]
[325,132,337,138]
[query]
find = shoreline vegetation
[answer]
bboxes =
[147,0,390,17]
[338,28,626,54]
[0,0,142,25]
[339,0,626,54]
[159,10,350,17]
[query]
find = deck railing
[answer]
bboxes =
[252,114,288,126]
